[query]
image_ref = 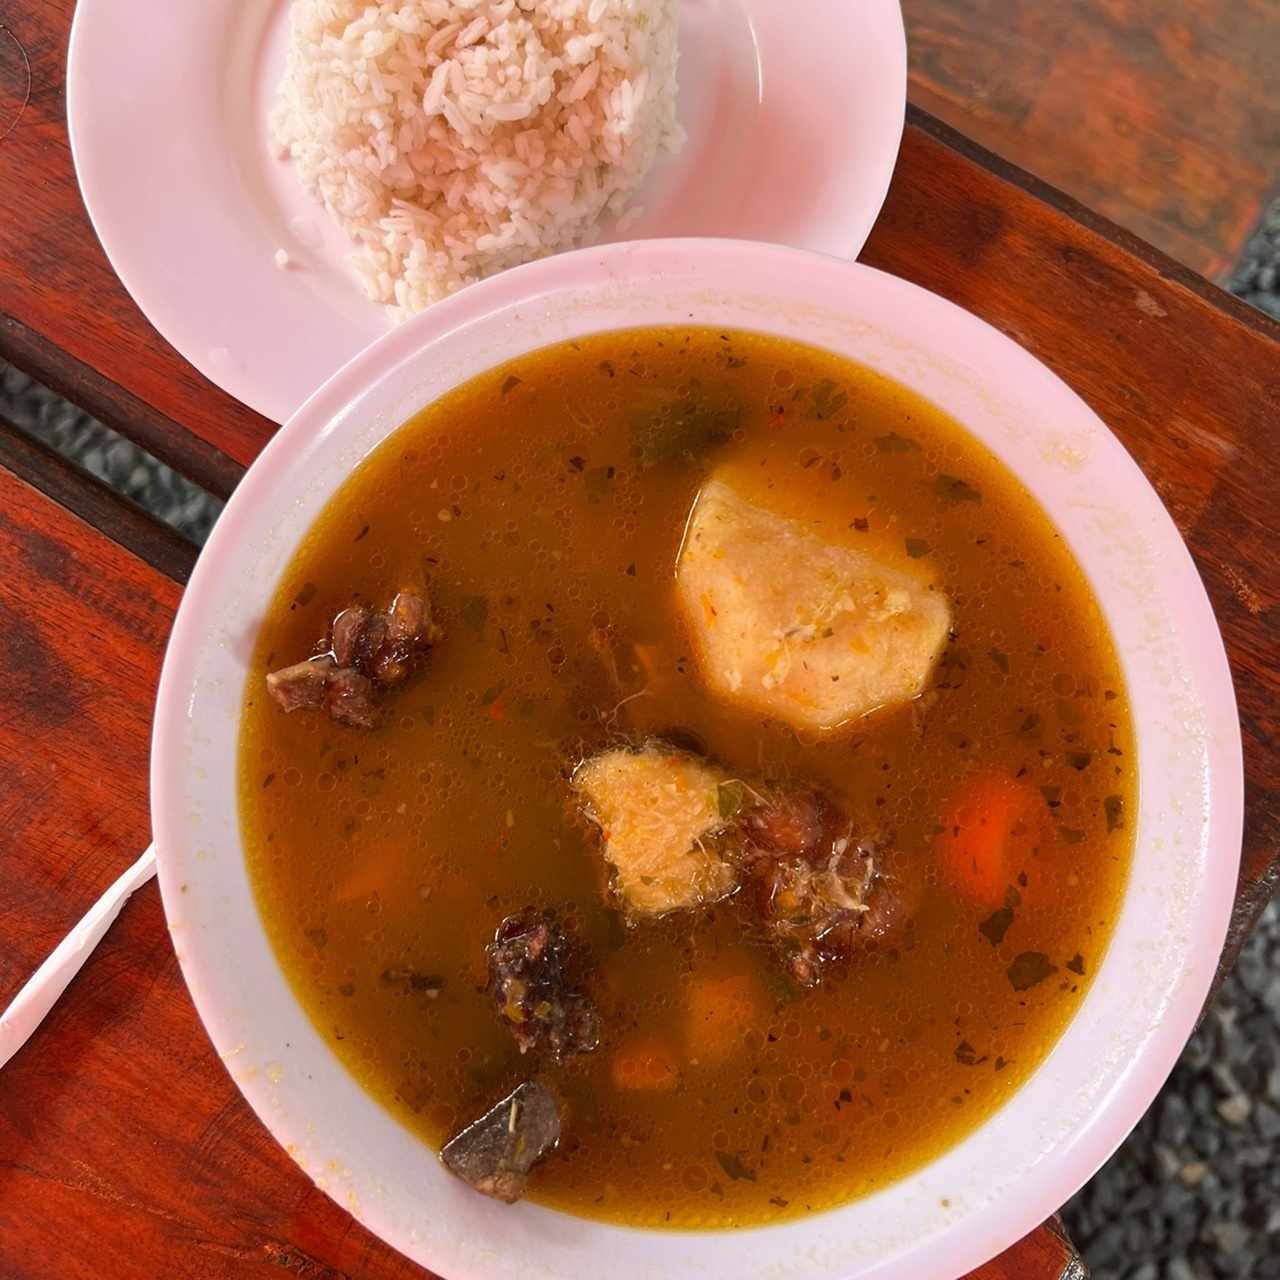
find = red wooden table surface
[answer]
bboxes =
[1,4,1277,1279]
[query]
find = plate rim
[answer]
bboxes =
[66,0,907,424]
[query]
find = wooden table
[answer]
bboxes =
[1,6,1277,1279]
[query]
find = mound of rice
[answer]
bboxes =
[272,0,684,320]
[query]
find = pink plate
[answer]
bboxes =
[152,240,1242,1280]
[66,0,906,423]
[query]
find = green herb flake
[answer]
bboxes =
[1058,827,1087,844]
[954,1041,988,1066]
[874,432,919,453]
[480,683,505,707]
[1040,785,1061,809]
[1066,953,1086,976]
[631,398,741,466]
[715,1151,757,1182]
[717,780,746,820]
[811,378,849,419]
[979,905,1015,947]
[1104,794,1125,833]
[934,475,983,505]
[583,465,614,503]
[905,538,931,559]
[1007,952,1057,991]
[461,595,489,633]
[989,648,1010,673]
[1067,751,1093,771]
[500,374,523,395]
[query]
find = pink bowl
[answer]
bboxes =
[152,240,1241,1280]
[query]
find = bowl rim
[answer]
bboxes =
[152,237,1242,1280]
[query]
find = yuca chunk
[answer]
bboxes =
[675,480,951,731]
[572,745,738,916]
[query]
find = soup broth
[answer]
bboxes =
[240,327,1134,1227]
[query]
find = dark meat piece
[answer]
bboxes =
[265,588,441,728]
[333,590,440,686]
[743,788,837,860]
[265,656,335,712]
[331,605,378,669]
[487,912,600,1060]
[741,789,881,987]
[440,1080,561,1203]
[324,667,377,729]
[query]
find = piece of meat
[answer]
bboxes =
[324,666,377,729]
[265,656,335,712]
[487,912,599,1060]
[439,1080,561,1203]
[571,744,740,916]
[741,789,881,986]
[675,477,952,732]
[331,605,375,669]
[265,588,441,728]
[331,590,440,686]
[742,788,836,860]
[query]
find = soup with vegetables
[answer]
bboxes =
[241,327,1134,1228]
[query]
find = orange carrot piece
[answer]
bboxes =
[685,972,764,1064]
[334,849,404,904]
[611,1034,680,1092]
[936,775,1038,908]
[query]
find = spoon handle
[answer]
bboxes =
[0,844,157,1070]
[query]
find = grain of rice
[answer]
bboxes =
[274,0,682,320]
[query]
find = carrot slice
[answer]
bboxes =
[936,775,1038,908]
[611,1034,680,1091]
[685,972,764,1064]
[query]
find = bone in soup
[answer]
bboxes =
[240,326,1134,1228]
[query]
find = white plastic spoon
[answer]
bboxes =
[0,845,157,1070]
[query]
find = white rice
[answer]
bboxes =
[272,0,684,320]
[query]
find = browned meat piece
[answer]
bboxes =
[331,591,440,686]
[265,656,335,712]
[487,912,599,1059]
[331,604,377,669]
[743,788,836,860]
[440,1080,561,1203]
[265,588,441,728]
[324,666,377,729]
[741,789,884,987]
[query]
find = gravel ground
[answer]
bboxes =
[2,195,1277,1278]
[0,361,223,543]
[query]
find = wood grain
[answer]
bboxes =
[905,0,1280,278]
[0,411,198,583]
[0,0,274,477]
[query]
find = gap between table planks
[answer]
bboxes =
[0,451,1088,1278]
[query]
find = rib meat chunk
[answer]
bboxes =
[265,588,441,728]
[265,656,334,712]
[487,912,599,1060]
[440,1080,561,1203]
[742,789,888,987]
